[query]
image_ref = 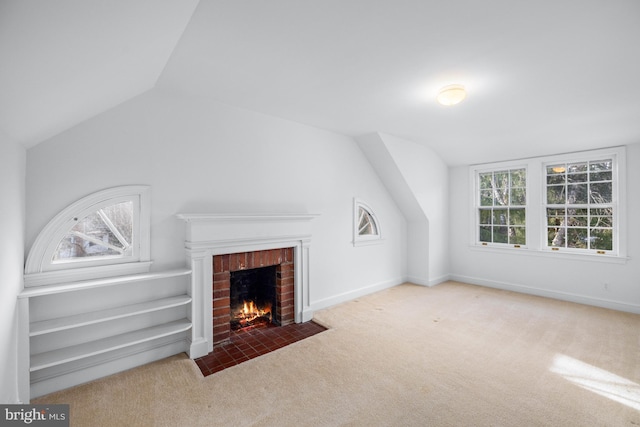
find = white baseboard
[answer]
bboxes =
[429,274,451,287]
[308,277,404,314]
[405,275,429,286]
[450,274,640,314]
[188,337,209,359]
[402,273,450,287]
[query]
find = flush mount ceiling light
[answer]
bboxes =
[437,84,467,106]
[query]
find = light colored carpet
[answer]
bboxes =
[34,281,640,426]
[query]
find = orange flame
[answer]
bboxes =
[235,300,272,325]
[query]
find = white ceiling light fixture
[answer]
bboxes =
[437,84,467,106]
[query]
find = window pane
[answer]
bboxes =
[547,165,566,175]
[568,184,588,204]
[479,226,492,242]
[510,188,526,205]
[547,208,565,226]
[567,210,587,227]
[53,201,133,262]
[547,174,565,185]
[101,202,133,243]
[567,173,587,183]
[590,171,612,182]
[547,186,565,204]
[53,234,121,260]
[493,226,508,243]
[479,209,492,225]
[589,160,612,172]
[510,227,526,245]
[492,209,508,225]
[494,171,509,187]
[590,208,613,227]
[493,189,509,206]
[591,229,613,250]
[548,227,565,247]
[509,208,525,225]
[568,162,588,173]
[480,190,493,206]
[358,207,378,235]
[567,228,588,249]
[479,173,493,190]
[511,169,526,187]
[590,182,612,203]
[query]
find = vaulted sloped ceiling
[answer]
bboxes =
[2,0,640,165]
[0,0,199,147]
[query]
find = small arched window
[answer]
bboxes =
[353,198,382,246]
[25,186,151,286]
[52,199,134,263]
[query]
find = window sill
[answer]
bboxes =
[469,244,629,264]
[353,238,384,247]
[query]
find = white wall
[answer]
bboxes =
[357,133,449,286]
[379,134,449,284]
[356,133,429,285]
[0,131,26,403]
[449,142,640,313]
[26,89,407,312]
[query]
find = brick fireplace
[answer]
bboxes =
[177,213,318,359]
[213,248,295,345]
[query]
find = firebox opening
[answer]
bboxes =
[230,265,278,331]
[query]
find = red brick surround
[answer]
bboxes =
[212,248,295,345]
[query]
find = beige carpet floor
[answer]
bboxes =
[34,281,640,426]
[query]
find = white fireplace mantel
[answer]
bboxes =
[177,213,319,358]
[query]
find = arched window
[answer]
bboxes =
[25,186,151,286]
[353,198,382,246]
[52,200,134,263]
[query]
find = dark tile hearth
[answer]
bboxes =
[194,321,327,377]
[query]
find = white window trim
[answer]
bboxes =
[353,198,383,246]
[541,151,621,256]
[25,185,151,286]
[473,162,529,249]
[469,147,627,263]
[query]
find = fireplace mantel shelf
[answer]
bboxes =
[177,213,320,222]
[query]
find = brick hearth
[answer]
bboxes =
[212,248,295,345]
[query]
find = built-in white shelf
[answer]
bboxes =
[30,320,192,372]
[30,295,192,336]
[20,266,194,400]
[19,268,191,298]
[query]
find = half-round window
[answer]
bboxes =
[25,186,151,285]
[53,200,134,263]
[353,198,382,246]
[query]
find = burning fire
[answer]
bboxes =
[233,300,272,329]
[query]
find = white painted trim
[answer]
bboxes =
[178,213,318,358]
[24,261,153,288]
[428,273,451,287]
[22,267,187,299]
[353,198,383,246]
[468,146,627,259]
[184,235,312,252]
[25,185,151,281]
[449,274,640,314]
[177,213,320,222]
[468,244,629,264]
[405,275,430,287]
